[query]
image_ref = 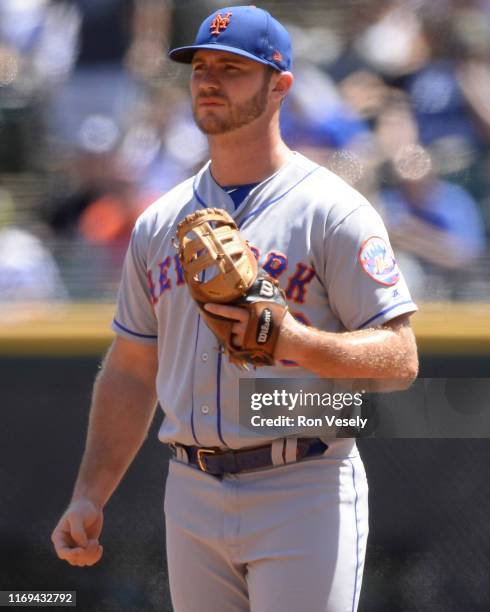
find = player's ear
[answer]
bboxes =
[271,71,293,102]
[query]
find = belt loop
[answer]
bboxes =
[271,439,286,466]
[175,444,189,464]
[284,437,298,463]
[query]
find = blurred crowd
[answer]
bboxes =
[0,0,489,303]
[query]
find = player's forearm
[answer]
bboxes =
[277,315,418,385]
[72,366,157,509]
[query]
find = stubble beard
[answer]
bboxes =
[193,74,271,135]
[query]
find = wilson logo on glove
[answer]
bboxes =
[174,208,288,368]
[259,279,275,298]
[257,308,272,344]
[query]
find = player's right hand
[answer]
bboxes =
[51,498,104,567]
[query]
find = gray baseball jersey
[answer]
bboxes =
[112,151,417,452]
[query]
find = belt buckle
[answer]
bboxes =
[197,448,216,472]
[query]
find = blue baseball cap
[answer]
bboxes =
[168,5,292,72]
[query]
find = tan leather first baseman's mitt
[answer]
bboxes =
[175,208,288,368]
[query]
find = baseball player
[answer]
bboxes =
[52,6,419,611]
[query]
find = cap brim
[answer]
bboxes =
[168,44,281,71]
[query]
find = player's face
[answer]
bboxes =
[190,51,274,135]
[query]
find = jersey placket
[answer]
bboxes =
[191,312,228,447]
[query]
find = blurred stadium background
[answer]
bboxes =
[0,1,489,610]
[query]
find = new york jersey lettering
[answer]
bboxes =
[263,251,288,279]
[158,257,172,295]
[285,263,316,303]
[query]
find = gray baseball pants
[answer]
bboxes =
[164,444,368,612]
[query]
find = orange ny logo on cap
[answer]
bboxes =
[210,12,232,36]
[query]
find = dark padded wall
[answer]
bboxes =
[1,355,489,611]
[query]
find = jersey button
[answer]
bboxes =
[201,352,209,362]
[201,404,210,414]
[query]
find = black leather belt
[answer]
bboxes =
[171,438,328,476]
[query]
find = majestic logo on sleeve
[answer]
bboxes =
[358,236,400,286]
[210,12,232,35]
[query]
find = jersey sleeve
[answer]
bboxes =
[111,224,158,344]
[324,204,418,331]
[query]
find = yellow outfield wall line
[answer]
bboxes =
[0,303,115,356]
[0,302,489,356]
